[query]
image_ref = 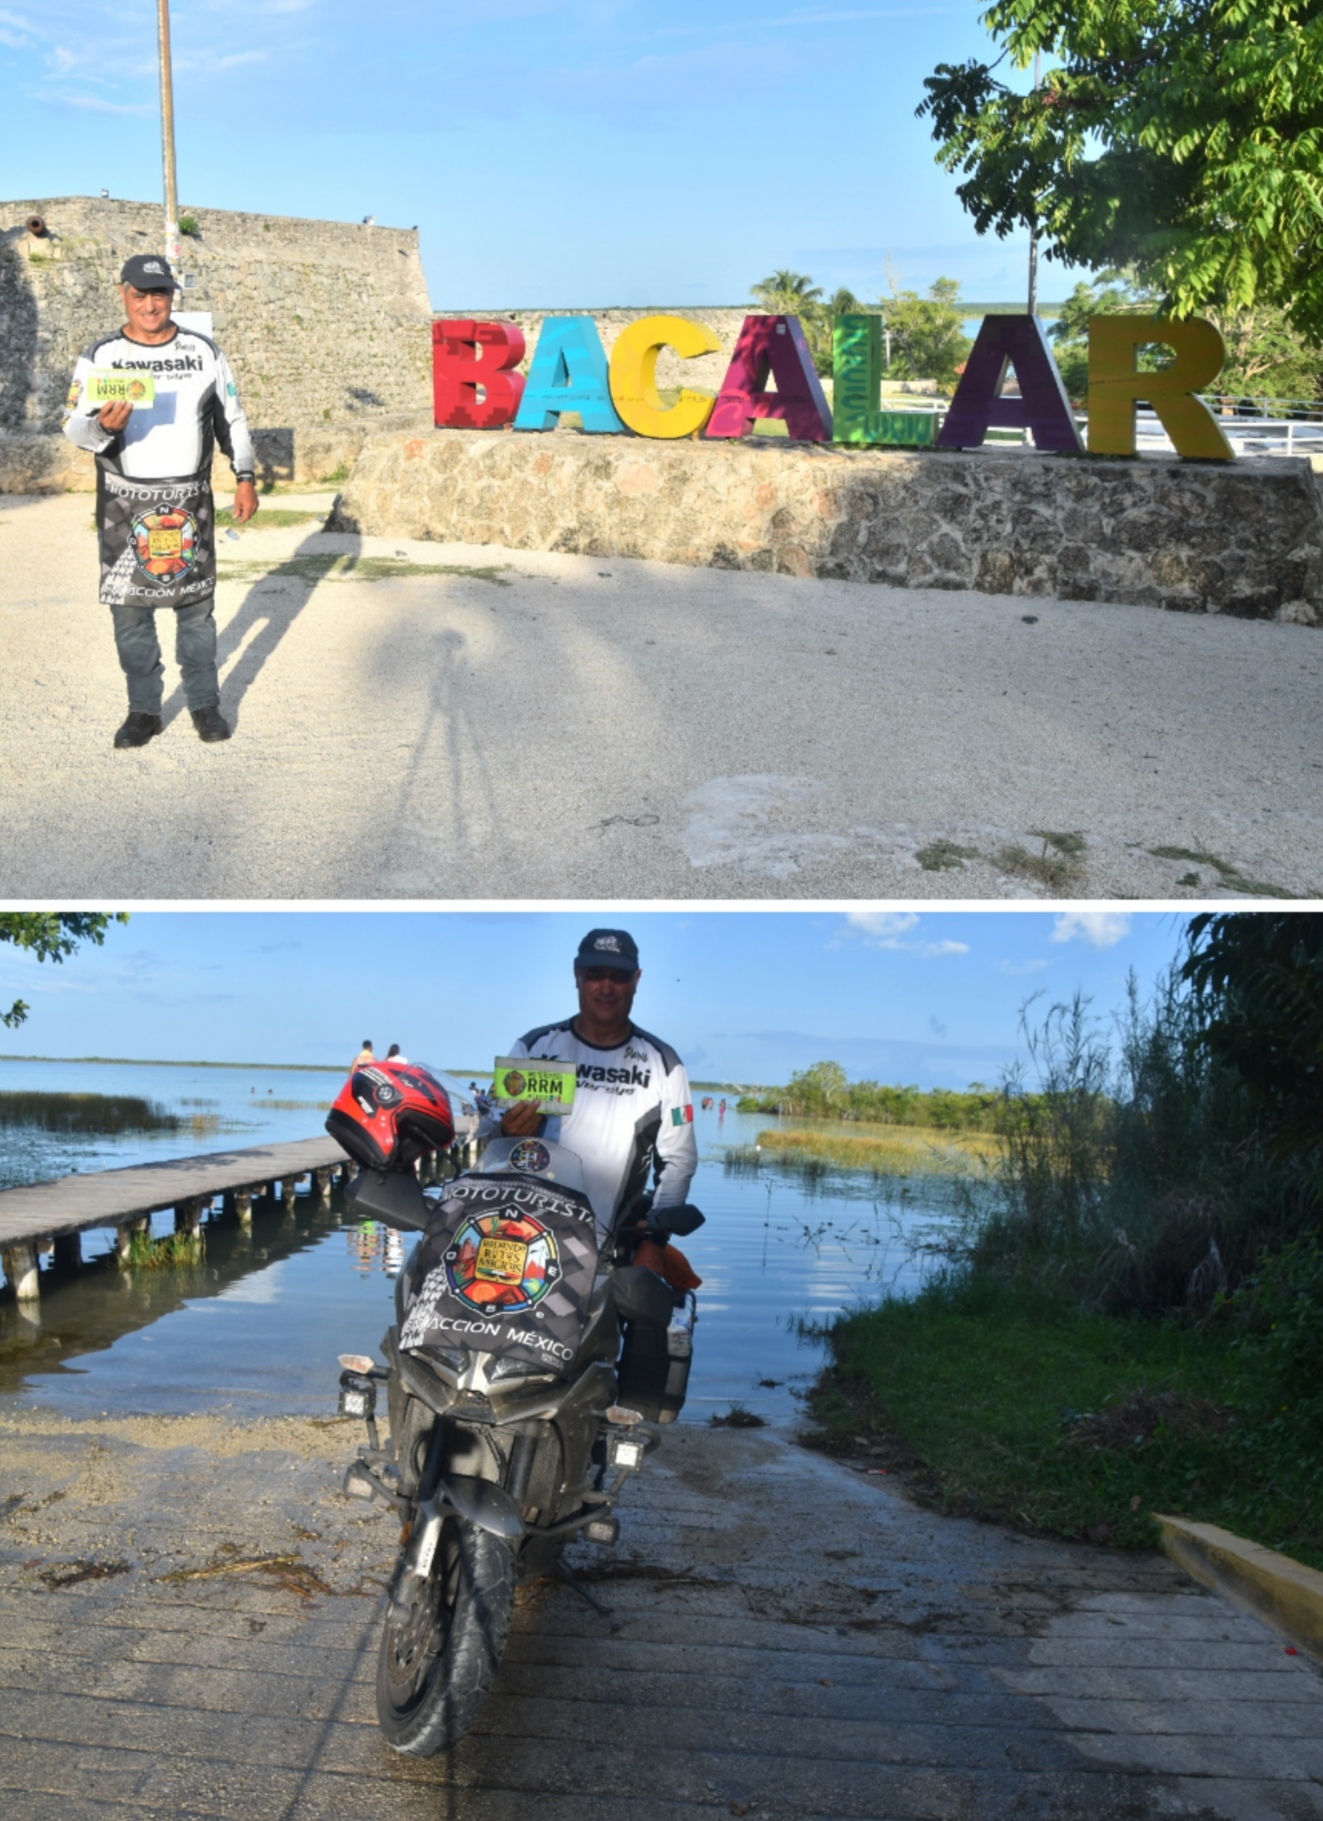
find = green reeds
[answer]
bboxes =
[727,1125,997,1179]
[0,1090,180,1135]
[124,1228,206,1269]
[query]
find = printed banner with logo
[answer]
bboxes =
[399,1162,601,1374]
[97,469,217,609]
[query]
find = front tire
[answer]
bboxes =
[376,1516,516,1756]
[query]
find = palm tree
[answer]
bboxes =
[750,270,823,314]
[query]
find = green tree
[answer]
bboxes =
[880,275,971,391]
[786,1059,851,1116]
[919,1,1323,343]
[0,913,129,1028]
[750,270,823,315]
[1181,912,1323,1180]
[1202,303,1323,402]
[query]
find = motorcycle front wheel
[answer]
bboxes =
[376,1514,516,1756]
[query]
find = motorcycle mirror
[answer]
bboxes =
[345,1168,430,1231]
[660,1203,705,1237]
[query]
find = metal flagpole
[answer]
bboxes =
[1027,48,1041,316]
[157,0,182,268]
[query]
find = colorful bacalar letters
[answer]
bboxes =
[432,311,1235,460]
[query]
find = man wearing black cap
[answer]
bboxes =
[63,253,259,748]
[493,928,698,1241]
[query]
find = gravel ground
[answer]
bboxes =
[2,1407,1321,1820]
[2,491,1321,900]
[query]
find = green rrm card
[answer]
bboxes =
[492,1057,576,1114]
[87,370,157,405]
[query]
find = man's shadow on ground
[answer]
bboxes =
[161,518,361,732]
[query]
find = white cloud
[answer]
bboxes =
[1051,911,1132,949]
[843,912,968,958]
[845,911,918,946]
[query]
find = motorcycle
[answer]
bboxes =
[325,1060,703,1757]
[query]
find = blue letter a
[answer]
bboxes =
[513,316,626,434]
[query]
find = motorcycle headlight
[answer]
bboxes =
[338,1370,377,1419]
[488,1355,557,1385]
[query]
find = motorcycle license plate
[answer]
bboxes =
[475,1236,528,1284]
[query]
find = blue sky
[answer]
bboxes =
[0,909,1191,1088]
[0,0,1087,306]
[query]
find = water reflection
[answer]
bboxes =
[347,1221,406,1278]
[0,1104,972,1424]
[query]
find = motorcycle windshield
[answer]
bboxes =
[399,1162,600,1375]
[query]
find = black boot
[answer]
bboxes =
[190,705,231,743]
[113,711,162,750]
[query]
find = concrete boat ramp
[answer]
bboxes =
[0,1139,350,1303]
[0,1411,1318,1821]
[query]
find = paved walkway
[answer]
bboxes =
[1,1409,1319,1820]
[1,492,1321,899]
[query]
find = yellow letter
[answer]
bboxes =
[609,315,720,439]
[1088,316,1232,459]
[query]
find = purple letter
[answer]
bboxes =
[705,315,833,441]
[937,315,1083,453]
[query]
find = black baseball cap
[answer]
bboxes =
[575,928,639,973]
[120,253,176,291]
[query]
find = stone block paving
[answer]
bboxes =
[1,1408,1320,1821]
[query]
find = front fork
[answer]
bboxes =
[340,1362,658,1585]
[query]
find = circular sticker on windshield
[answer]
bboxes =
[132,507,199,582]
[509,1139,550,1174]
[443,1212,561,1312]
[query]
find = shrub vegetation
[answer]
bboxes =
[807,914,1323,1565]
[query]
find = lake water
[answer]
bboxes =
[0,1060,970,1425]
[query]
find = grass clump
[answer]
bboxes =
[915,839,980,872]
[125,1228,206,1269]
[996,832,1086,892]
[711,1403,766,1428]
[1149,845,1295,900]
[215,507,324,530]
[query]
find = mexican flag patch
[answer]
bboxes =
[671,1104,694,1125]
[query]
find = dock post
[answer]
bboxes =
[52,1231,82,1274]
[234,1189,253,1230]
[175,1198,204,1237]
[2,1242,41,1304]
[315,1167,332,1205]
[282,1176,298,1214]
[116,1217,149,1264]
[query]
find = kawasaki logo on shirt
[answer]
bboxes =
[671,1105,694,1125]
[112,355,204,374]
[576,1063,652,1087]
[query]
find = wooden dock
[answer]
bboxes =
[0,1137,352,1303]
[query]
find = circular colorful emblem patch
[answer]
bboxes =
[443,1212,561,1313]
[509,1139,550,1174]
[132,506,199,582]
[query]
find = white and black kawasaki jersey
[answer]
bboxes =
[486,1021,698,1238]
[63,327,255,482]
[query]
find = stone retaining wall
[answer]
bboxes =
[335,428,1323,621]
[0,197,432,437]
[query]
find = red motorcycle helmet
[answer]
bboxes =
[326,1060,455,1172]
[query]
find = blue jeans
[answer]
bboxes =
[110,595,219,715]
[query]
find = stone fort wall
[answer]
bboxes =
[0,196,434,479]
